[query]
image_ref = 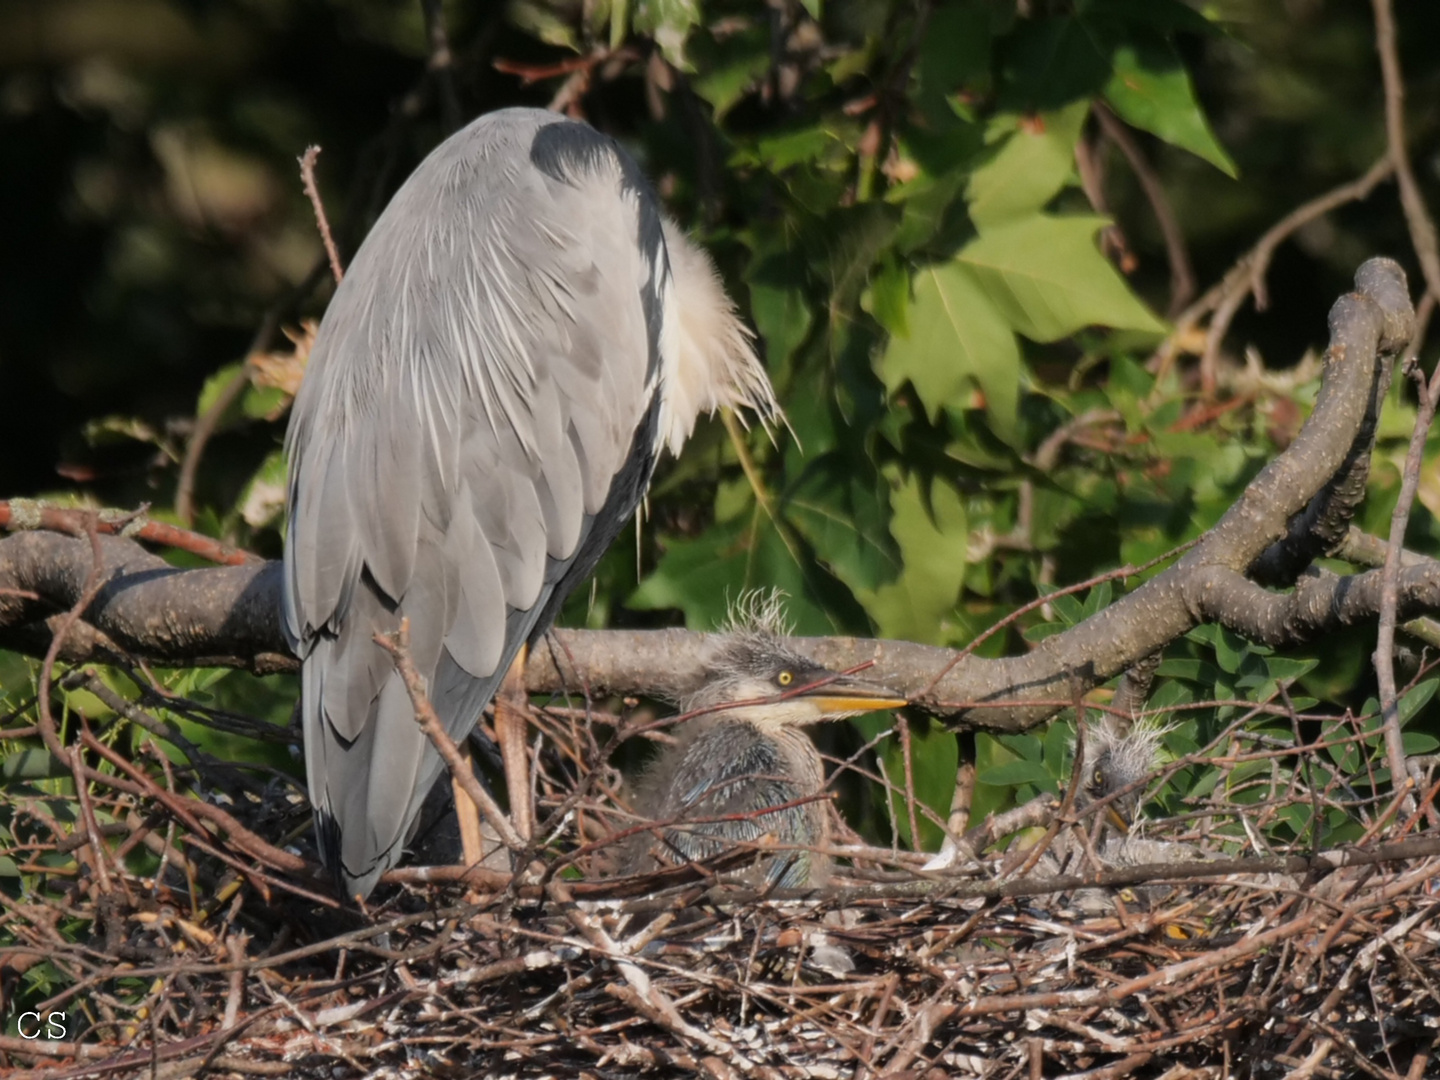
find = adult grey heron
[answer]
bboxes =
[283,108,780,899]
[628,608,905,888]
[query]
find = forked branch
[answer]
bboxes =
[0,260,1424,741]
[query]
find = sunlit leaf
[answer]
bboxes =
[862,255,910,338]
[855,472,968,642]
[967,101,1088,229]
[633,0,701,70]
[631,512,834,634]
[876,260,1021,442]
[979,760,1053,788]
[690,24,769,117]
[1104,39,1238,177]
[957,214,1166,341]
[877,722,958,851]
[785,454,900,593]
[196,362,247,423]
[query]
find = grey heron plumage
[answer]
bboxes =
[283,108,780,899]
[628,603,905,888]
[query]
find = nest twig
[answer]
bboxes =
[3,668,1439,1080]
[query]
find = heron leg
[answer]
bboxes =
[453,646,531,870]
[495,644,533,842]
[453,740,488,871]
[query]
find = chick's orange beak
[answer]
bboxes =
[801,674,908,716]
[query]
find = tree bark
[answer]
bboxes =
[0,259,1421,734]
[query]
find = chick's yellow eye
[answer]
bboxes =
[777,670,794,687]
[1092,768,1105,789]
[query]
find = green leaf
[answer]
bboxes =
[2,749,66,784]
[633,0,701,71]
[813,204,901,329]
[0,649,33,704]
[1047,590,1085,625]
[752,126,844,171]
[967,101,1088,229]
[631,512,834,634]
[876,722,958,851]
[747,250,814,370]
[690,25,769,118]
[1155,657,1212,684]
[999,16,1112,111]
[242,383,289,421]
[957,214,1166,341]
[855,472,968,643]
[1398,678,1438,725]
[785,456,900,594]
[1079,580,1113,618]
[1104,38,1237,177]
[195,362,248,425]
[876,260,1021,442]
[1213,626,1246,675]
[1404,731,1440,754]
[1044,718,1075,779]
[913,1,994,125]
[979,760,1053,788]
[863,255,911,338]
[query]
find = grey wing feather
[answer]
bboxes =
[284,108,669,896]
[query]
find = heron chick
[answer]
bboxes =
[1073,715,1169,836]
[628,613,905,888]
[1042,716,1203,912]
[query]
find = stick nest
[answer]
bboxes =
[3,690,1440,1080]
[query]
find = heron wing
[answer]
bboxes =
[284,108,670,896]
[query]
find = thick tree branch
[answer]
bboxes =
[0,531,287,673]
[0,261,1425,740]
[1190,564,1440,644]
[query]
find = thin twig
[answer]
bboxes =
[375,618,527,856]
[1367,0,1440,817]
[1074,124,1134,273]
[1093,103,1196,317]
[300,146,345,286]
[1155,155,1394,388]
[1371,0,1440,301]
[0,500,258,566]
[1373,371,1437,819]
[174,308,282,527]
